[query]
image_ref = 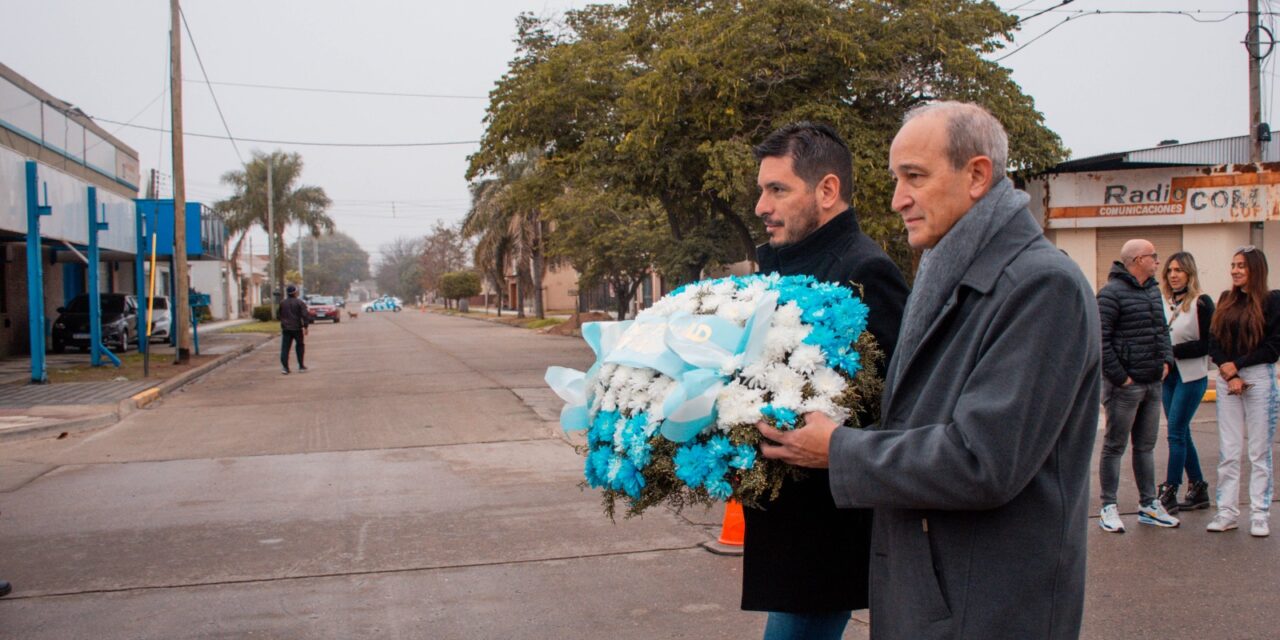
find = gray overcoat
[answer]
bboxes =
[828,208,1101,639]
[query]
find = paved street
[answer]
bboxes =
[0,310,1277,639]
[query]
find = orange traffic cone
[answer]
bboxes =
[701,500,745,556]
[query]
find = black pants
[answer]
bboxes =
[281,329,305,370]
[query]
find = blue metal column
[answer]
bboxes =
[24,161,51,384]
[86,187,120,368]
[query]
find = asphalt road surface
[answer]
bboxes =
[0,310,1276,639]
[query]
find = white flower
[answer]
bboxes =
[810,367,847,399]
[772,302,803,329]
[758,363,806,410]
[788,344,825,374]
[716,382,765,429]
[714,299,758,325]
[800,396,849,425]
[762,325,811,364]
[718,353,745,377]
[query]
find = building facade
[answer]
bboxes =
[1026,136,1280,296]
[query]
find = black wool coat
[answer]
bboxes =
[742,208,909,613]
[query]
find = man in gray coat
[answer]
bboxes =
[758,102,1100,639]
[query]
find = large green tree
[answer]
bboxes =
[285,230,370,296]
[216,150,334,301]
[546,184,666,320]
[470,0,1066,281]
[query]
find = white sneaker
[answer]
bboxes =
[1099,504,1125,533]
[1251,516,1270,537]
[1138,500,1180,528]
[1206,513,1238,532]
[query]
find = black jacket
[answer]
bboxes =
[1210,289,1280,369]
[1097,262,1173,386]
[279,297,312,331]
[742,208,909,613]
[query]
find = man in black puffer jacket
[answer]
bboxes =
[1096,239,1177,533]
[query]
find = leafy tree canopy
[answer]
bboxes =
[286,230,371,296]
[470,0,1065,279]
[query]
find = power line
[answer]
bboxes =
[1014,0,1075,25]
[996,13,1098,61]
[179,6,242,164]
[89,118,480,148]
[181,78,488,100]
[995,8,1256,62]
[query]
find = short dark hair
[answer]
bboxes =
[753,122,854,204]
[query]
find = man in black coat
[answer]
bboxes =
[1096,239,1178,532]
[279,285,311,375]
[744,122,909,638]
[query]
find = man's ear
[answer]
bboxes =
[967,156,995,199]
[816,173,842,210]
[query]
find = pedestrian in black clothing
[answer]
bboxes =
[744,122,909,639]
[279,285,310,375]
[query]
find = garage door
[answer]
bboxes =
[1095,226,1183,290]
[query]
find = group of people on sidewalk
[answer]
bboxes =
[1096,241,1279,537]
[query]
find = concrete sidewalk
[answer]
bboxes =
[0,321,271,442]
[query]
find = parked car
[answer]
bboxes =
[363,296,402,312]
[141,296,172,343]
[51,293,139,353]
[307,295,341,323]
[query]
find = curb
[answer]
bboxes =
[0,412,118,444]
[1,336,271,443]
[118,337,272,417]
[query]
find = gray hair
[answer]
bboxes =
[903,101,1009,178]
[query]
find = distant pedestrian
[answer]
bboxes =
[279,285,310,375]
[1207,246,1280,537]
[1158,252,1215,514]
[1097,239,1178,532]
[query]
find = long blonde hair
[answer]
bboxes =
[1160,251,1202,313]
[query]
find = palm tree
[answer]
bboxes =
[216,150,334,304]
[463,151,548,319]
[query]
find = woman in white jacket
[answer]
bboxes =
[1157,252,1215,515]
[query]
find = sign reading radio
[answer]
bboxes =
[1044,167,1280,223]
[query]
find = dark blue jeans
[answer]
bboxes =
[763,611,851,640]
[281,329,305,370]
[1162,367,1207,485]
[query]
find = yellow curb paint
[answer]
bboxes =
[132,388,161,408]
[1203,388,1216,403]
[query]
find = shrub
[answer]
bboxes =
[440,271,482,301]
[252,304,274,322]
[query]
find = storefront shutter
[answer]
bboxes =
[1095,226,1183,290]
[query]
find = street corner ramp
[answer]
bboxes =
[0,380,159,408]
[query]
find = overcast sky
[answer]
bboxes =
[0,1,1259,264]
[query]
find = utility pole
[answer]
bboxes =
[297,223,304,292]
[1249,0,1264,163]
[267,159,277,318]
[170,0,191,364]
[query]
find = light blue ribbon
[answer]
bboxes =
[545,291,779,440]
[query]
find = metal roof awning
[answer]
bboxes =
[1047,135,1280,173]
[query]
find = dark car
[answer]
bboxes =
[51,293,139,353]
[307,295,341,323]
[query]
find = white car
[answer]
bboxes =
[363,296,402,312]
[144,296,172,343]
